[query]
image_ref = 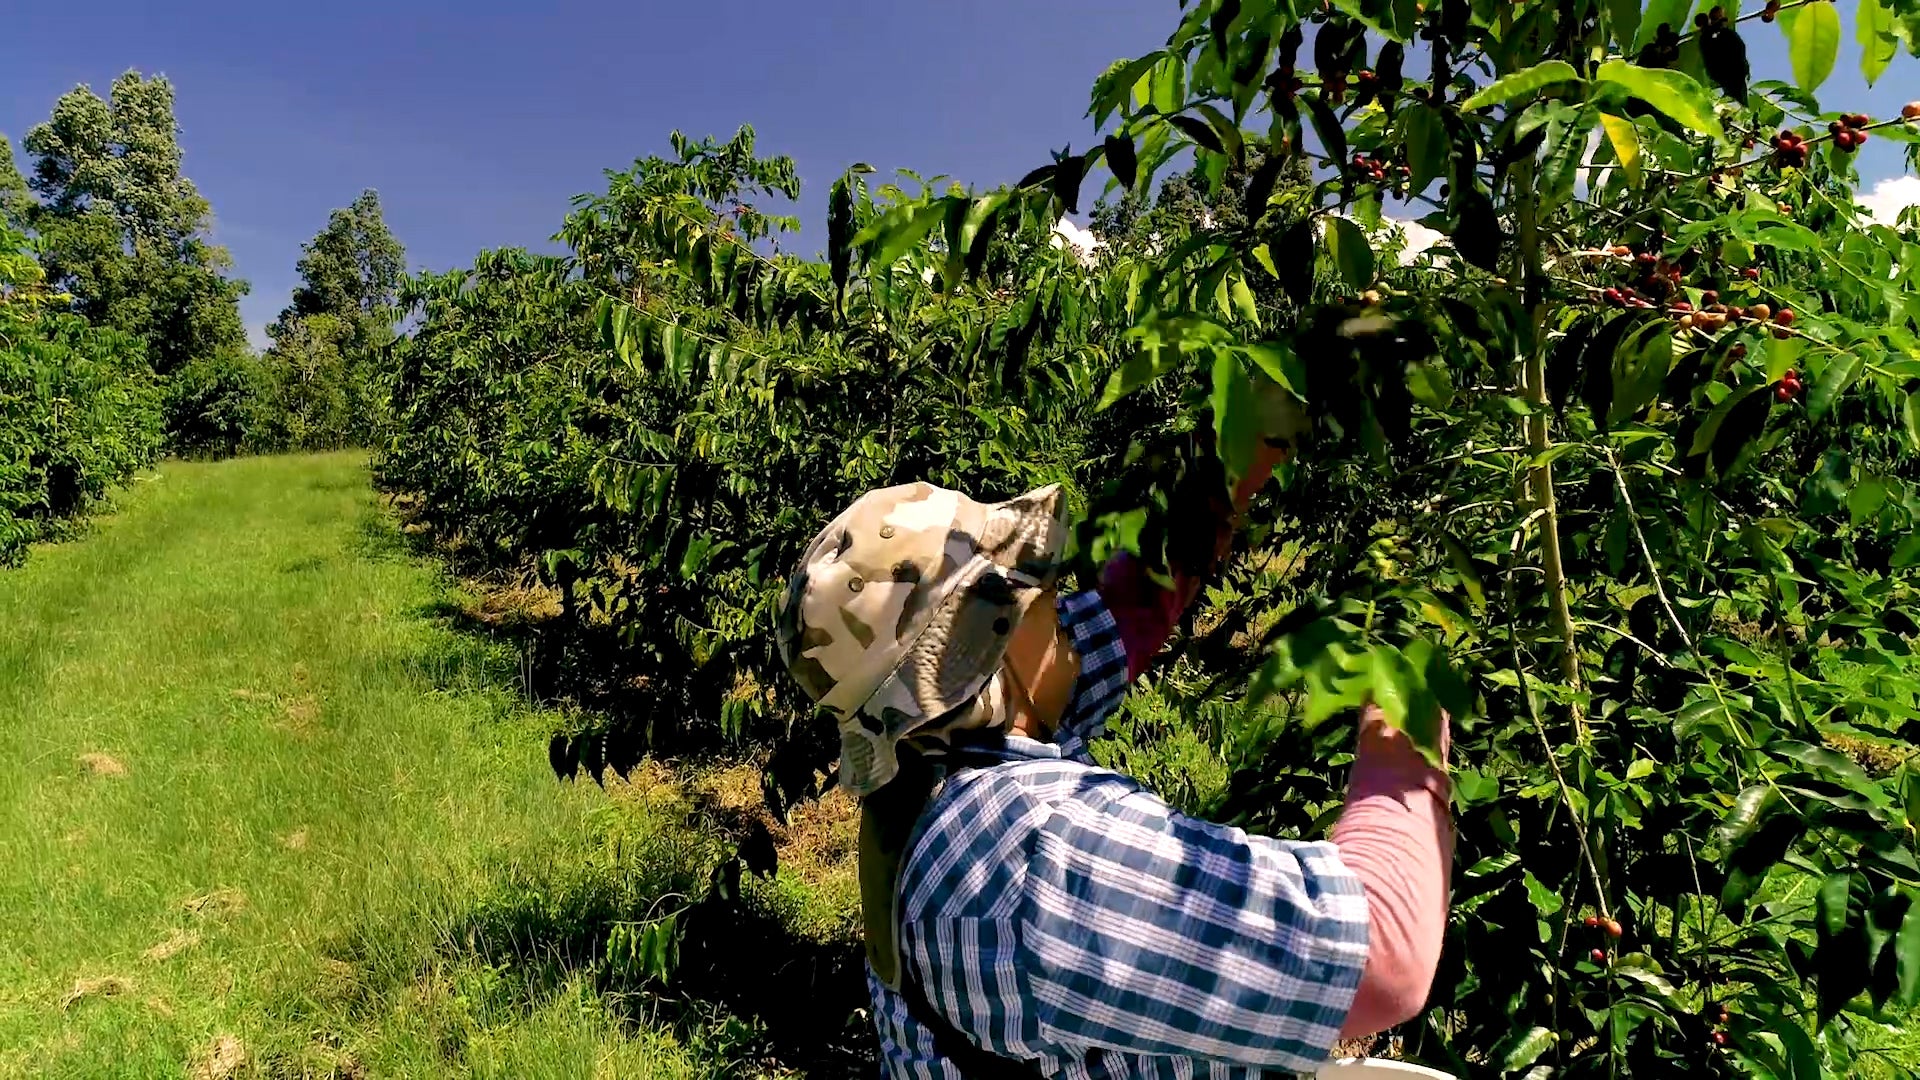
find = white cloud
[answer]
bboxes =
[1050,217,1103,264]
[1045,211,1441,273]
[1332,213,1446,266]
[1381,217,1445,264]
[1858,176,1920,227]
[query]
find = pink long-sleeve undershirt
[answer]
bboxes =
[1097,551,1452,1039]
[1332,712,1453,1037]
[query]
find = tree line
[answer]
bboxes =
[1,70,405,561]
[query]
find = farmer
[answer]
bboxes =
[775,393,1452,1078]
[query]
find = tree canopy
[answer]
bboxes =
[281,189,405,324]
[18,72,247,377]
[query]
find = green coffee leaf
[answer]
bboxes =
[1609,320,1673,425]
[1598,113,1643,186]
[1211,351,1261,487]
[1607,0,1641,53]
[1466,852,1520,878]
[1103,135,1138,191]
[1716,784,1779,848]
[1773,740,1886,805]
[1898,896,1920,1006]
[1522,871,1564,916]
[1848,476,1887,524]
[1277,217,1317,305]
[1100,347,1180,408]
[1305,93,1348,174]
[1459,61,1582,111]
[1859,0,1899,86]
[1635,0,1692,51]
[1243,151,1285,221]
[828,178,854,300]
[1593,60,1725,141]
[1699,24,1750,102]
[1092,52,1163,127]
[1325,216,1375,289]
[1229,276,1260,328]
[1779,2,1841,93]
[1496,1026,1557,1071]
[1806,350,1860,421]
[1403,104,1449,197]
[1168,114,1226,155]
[1818,872,1852,936]
[1192,103,1244,164]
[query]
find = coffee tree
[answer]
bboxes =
[862,0,1920,1074]
[0,219,162,563]
[380,128,1131,802]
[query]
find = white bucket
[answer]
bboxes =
[1318,1059,1459,1079]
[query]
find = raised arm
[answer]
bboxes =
[1334,707,1453,1036]
[1093,395,1452,1043]
[1097,439,1290,679]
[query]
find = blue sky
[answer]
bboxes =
[2,2,1914,348]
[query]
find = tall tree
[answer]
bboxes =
[259,189,406,448]
[20,72,247,375]
[282,189,404,323]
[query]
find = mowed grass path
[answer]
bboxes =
[0,453,707,1078]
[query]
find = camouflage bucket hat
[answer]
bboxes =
[775,481,1067,797]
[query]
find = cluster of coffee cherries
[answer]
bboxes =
[1266,64,1307,100]
[1770,128,1812,168]
[1830,113,1874,153]
[1594,247,1688,308]
[1581,913,1623,964]
[1775,367,1803,403]
[1704,1001,1733,1048]
[1759,0,1783,20]
[1349,151,1409,186]
[1675,291,1795,336]
[1691,5,1731,31]
[1590,248,1797,338]
[1639,23,1682,66]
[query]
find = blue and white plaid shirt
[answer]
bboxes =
[868,590,1371,1079]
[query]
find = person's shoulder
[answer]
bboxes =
[941,755,1139,810]
[901,758,1144,915]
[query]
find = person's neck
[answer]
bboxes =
[1003,597,1075,741]
[1007,669,1050,741]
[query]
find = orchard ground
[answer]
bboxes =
[0,452,862,1079]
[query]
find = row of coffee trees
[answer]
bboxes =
[0,215,161,564]
[377,0,1920,1073]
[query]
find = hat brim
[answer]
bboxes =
[836,483,1067,794]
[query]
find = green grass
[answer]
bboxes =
[0,452,725,1078]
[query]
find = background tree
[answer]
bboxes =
[281,189,404,324]
[0,140,30,232]
[19,72,247,377]
[0,215,162,563]
[259,189,405,448]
